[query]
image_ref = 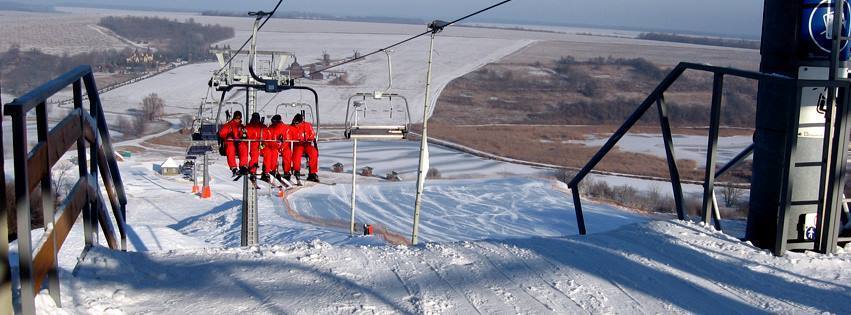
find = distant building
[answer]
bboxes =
[159,157,181,176]
[287,58,305,78]
[126,49,155,65]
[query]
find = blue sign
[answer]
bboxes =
[801,0,851,60]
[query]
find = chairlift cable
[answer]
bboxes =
[298,0,513,79]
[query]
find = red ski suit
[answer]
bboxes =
[218,119,248,169]
[244,122,265,173]
[291,122,318,174]
[263,122,293,174]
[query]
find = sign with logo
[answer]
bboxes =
[801,0,851,60]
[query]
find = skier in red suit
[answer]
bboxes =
[290,113,320,183]
[218,111,248,176]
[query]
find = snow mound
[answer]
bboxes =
[65,220,851,314]
[290,177,647,243]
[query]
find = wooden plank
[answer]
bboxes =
[32,178,87,292]
[26,109,83,192]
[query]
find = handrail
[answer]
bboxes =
[2,65,128,314]
[567,62,792,235]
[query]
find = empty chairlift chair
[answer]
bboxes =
[344,92,411,140]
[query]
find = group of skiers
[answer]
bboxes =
[218,110,320,183]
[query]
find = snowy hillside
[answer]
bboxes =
[64,221,851,314]
[14,139,849,314]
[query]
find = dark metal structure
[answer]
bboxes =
[570,0,851,256]
[568,63,789,235]
[2,66,128,313]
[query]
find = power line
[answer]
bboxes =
[214,0,285,75]
[297,0,514,79]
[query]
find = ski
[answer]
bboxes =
[257,176,283,189]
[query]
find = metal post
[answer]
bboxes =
[815,0,849,254]
[90,98,100,245]
[571,187,587,235]
[36,102,60,305]
[241,86,259,247]
[818,86,851,253]
[10,111,35,315]
[203,152,210,194]
[350,139,358,235]
[411,32,437,245]
[702,73,724,226]
[0,87,13,315]
[655,95,686,219]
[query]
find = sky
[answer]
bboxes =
[33,0,765,37]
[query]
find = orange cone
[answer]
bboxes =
[277,190,285,198]
[201,186,212,199]
[192,185,200,193]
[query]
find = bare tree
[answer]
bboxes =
[117,115,146,137]
[721,185,743,207]
[51,160,75,201]
[142,93,165,121]
[179,114,194,131]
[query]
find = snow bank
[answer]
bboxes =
[65,220,851,314]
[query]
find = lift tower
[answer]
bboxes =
[210,11,318,247]
[750,0,851,254]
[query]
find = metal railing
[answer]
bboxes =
[1,65,128,314]
[567,62,790,235]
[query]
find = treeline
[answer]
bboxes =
[533,56,758,126]
[98,16,234,62]
[637,32,760,50]
[0,1,55,12]
[0,45,133,95]
[201,10,425,25]
[0,17,235,95]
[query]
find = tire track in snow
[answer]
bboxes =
[473,242,590,313]
[468,242,558,312]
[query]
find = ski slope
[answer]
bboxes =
[62,221,851,314]
[15,139,850,314]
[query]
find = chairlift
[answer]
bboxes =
[275,102,318,127]
[347,50,411,235]
[343,51,411,140]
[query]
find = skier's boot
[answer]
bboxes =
[260,172,271,183]
[231,168,239,177]
[293,171,303,185]
[282,171,291,182]
[306,173,320,183]
[238,166,249,176]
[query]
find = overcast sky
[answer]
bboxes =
[40,0,765,37]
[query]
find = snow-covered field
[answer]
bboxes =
[567,133,753,166]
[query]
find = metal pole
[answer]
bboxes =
[702,73,724,226]
[655,95,686,220]
[241,85,259,247]
[0,83,11,315]
[411,32,436,245]
[351,139,358,235]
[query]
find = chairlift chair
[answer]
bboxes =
[344,92,411,140]
[275,102,318,127]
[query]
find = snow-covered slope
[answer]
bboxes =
[65,220,851,314]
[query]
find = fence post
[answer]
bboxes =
[10,110,35,314]
[36,101,61,306]
[74,80,94,248]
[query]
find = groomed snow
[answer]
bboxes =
[65,220,851,314]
